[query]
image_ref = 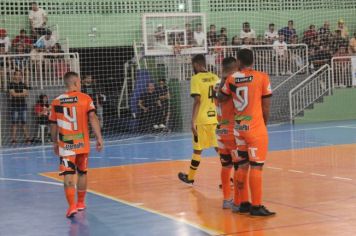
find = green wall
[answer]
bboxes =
[295,88,356,124]
[2,0,356,48]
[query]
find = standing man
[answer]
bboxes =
[9,70,31,144]
[29,2,48,41]
[218,49,275,216]
[178,54,219,184]
[49,72,103,218]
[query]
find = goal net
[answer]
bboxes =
[0,0,355,147]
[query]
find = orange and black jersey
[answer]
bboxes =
[49,91,95,156]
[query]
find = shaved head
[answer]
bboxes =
[63,71,81,91]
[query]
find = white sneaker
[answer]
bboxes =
[153,125,159,129]
[159,124,166,128]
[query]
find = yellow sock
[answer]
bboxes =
[188,153,201,180]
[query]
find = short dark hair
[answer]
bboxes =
[243,22,250,27]
[192,54,206,67]
[64,71,79,86]
[30,2,37,5]
[288,20,294,24]
[20,29,26,34]
[210,24,215,28]
[222,57,237,72]
[196,23,202,27]
[237,49,254,67]
[159,78,166,83]
[269,23,275,27]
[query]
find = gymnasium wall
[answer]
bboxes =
[1,0,356,48]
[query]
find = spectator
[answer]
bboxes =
[185,23,194,45]
[240,22,256,44]
[264,23,278,44]
[51,42,64,54]
[82,75,99,106]
[138,82,165,131]
[34,94,50,125]
[303,24,317,45]
[12,29,32,50]
[29,1,48,41]
[219,27,228,46]
[35,29,57,51]
[310,45,332,70]
[154,24,165,46]
[349,32,356,55]
[231,35,241,46]
[194,23,205,46]
[157,79,170,128]
[8,70,31,144]
[279,20,297,43]
[207,24,217,46]
[0,44,7,89]
[331,30,348,53]
[337,18,349,39]
[334,45,350,58]
[13,44,30,75]
[318,21,331,39]
[0,29,11,53]
[290,34,299,44]
[273,34,290,75]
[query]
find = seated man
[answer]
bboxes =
[12,29,32,50]
[0,29,11,53]
[35,29,57,51]
[194,23,205,46]
[138,82,165,132]
[264,23,278,44]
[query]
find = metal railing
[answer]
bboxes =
[273,64,309,91]
[331,56,353,88]
[0,53,80,90]
[289,64,331,122]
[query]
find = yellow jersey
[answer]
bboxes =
[190,72,219,125]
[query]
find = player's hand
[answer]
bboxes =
[53,142,59,156]
[96,137,104,152]
[191,122,198,137]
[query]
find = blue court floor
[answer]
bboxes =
[1,120,356,236]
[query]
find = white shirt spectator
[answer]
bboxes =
[194,31,205,46]
[273,40,288,56]
[0,36,11,53]
[29,8,48,28]
[35,35,57,49]
[264,30,278,41]
[240,29,256,39]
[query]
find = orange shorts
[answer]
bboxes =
[217,135,237,155]
[59,153,89,176]
[236,134,268,164]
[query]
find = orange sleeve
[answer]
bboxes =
[48,100,57,123]
[262,74,272,97]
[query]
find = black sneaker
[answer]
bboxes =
[178,172,194,185]
[239,202,252,214]
[250,205,276,217]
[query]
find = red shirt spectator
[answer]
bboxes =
[12,29,32,48]
[303,25,317,45]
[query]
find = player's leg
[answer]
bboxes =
[11,111,18,143]
[75,153,89,211]
[19,111,31,143]
[219,147,233,209]
[231,145,251,214]
[60,155,78,218]
[248,135,275,216]
[178,125,205,184]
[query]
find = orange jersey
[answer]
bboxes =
[215,97,235,138]
[221,68,272,136]
[49,91,96,157]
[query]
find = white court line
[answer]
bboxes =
[155,158,173,161]
[311,173,327,177]
[0,124,353,156]
[0,177,63,186]
[288,169,304,173]
[333,176,353,181]
[132,157,149,160]
[266,166,283,170]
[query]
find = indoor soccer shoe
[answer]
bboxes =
[178,172,194,185]
[76,202,87,211]
[66,206,78,218]
[250,205,276,217]
[239,202,252,213]
[222,199,233,209]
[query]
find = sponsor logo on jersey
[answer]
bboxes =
[64,142,84,150]
[235,115,252,121]
[219,119,230,125]
[216,128,229,135]
[235,76,253,83]
[202,77,215,83]
[235,124,250,131]
[62,133,84,142]
[207,110,216,117]
[60,97,78,104]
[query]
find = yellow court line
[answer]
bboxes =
[39,173,224,236]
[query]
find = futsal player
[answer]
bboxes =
[50,72,103,218]
[178,54,219,185]
[218,49,275,216]
[214,57,240,209]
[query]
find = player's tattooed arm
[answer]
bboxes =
[217,77,229,102]
[262,97,271,125]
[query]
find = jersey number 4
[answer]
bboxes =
[63,107,78,131]
[233,86,248,111]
